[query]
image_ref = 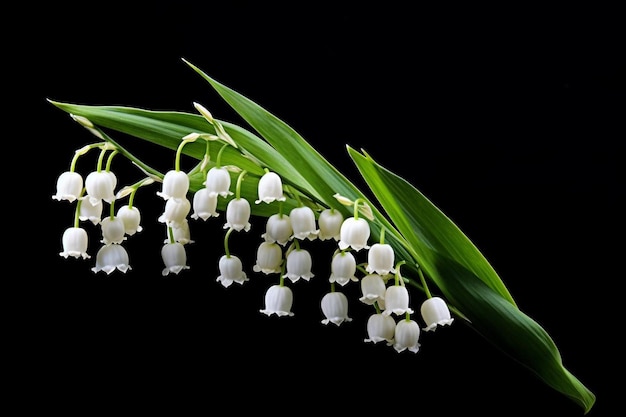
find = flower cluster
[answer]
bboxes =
[53,106,454,354]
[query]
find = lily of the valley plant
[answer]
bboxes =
[50,59,595,414]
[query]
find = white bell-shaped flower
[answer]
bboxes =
[167,219,194,245]
[338,217,370,251]
[393,318,421,353]
[85,171,117,205]
[158,197,191,228]
[106,171,117,190]
[100,217,126,245]
[262,213,293,246]
[317,208,344,241]
[364,312,396,344]
[161,242,190,276]
[320,291,352,326]
[421,296,455,331]
[253,242,283,274]
[52,171,83,203]
[260,284,294,317]
[204,166,233,198]
[79,196,103,225]
[290,206,319,240]
[223,198,251,232]
[157,169,189,200]
[329,251,358,286]
[191,188,219,220]
[59,227,90,259]
[216,255,249,288]
[359,274,387,305]
[366,243,396,276]
[256,171,286,204]
[283,248,314,283]
[383,285,414,316]
[116,205,142,236]
[91,244,131,274]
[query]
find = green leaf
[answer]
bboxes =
[348,147,596,414]
[48,61,595,413]
[183,61,594,412]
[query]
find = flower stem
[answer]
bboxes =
[167,226,175,244]
[175,135,198,172]
[89,126,164,180]
[235,170,247,199]
[374,301,381,314]
[105,150,118,172]
[394,260,406,286]
[224,227,233,257]
[417,266,432,299]
[353,198,364,219]
[96,146,108,172]
[70,143,101,172]
[216,143,229,168]
[73,188,86,227]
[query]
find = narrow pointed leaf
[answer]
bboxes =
[348,146,596,413]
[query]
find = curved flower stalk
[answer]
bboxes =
[48,59,595,414]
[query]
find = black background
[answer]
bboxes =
[20,2,623,415]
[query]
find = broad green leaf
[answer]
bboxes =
[348,147,596,414]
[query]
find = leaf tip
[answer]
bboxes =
[360,148,374,159]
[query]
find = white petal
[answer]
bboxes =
[329,251,357,286]
[224,198,251,232]
[290,206,319,240]
[320,292,352,326]
[85,171,116,204]
[157,169,190,200]
[383,286,414,316]
[260,285,294,317]
[262,214,292,246]
[421,296,455,331]
[91,244,131,274]
[161,242,189,275]
[366,243,396,276]
[253,242,283,274]
[338,217,370,251]
[217,255,248,287]
[256,171,286,204]
[393,319,421,353]
[318,208,344,241]
[283,249,314,283]
[359,274,387,305]
[59,227,90,259]
[204,167,233,198]
[52,171,84,202]
[191,188,219,220]
[364,313,396,343]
